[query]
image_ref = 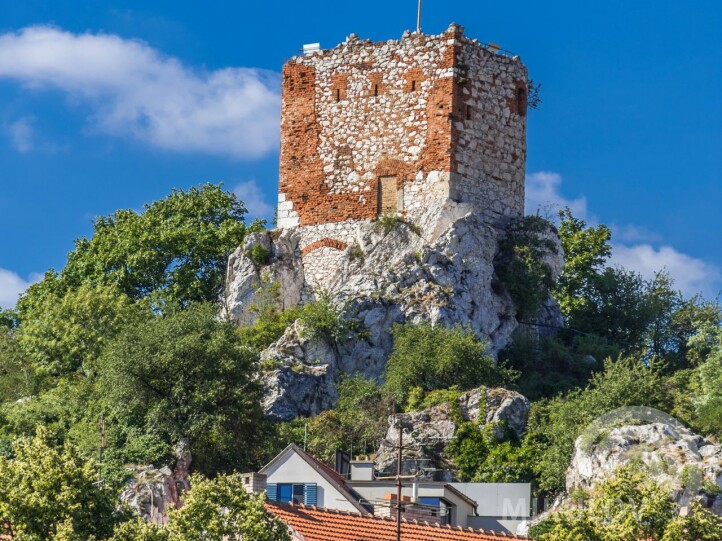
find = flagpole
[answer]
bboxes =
[416,0,422,33]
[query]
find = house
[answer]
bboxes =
[253,444,531,534]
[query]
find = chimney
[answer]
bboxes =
[349,459,375,481]
[240,472,267,495]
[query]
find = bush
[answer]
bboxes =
[382,323,515,409]
[249,244,271,266]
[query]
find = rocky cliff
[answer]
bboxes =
[373,386,531,481]
[566,421,722,514]
[224,202,561,420]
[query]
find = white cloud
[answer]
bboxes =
[233,180,274,220]
[7,117,34,152]
[610,244,721,299]
[525,171,587,219]
[0,269,39,309]
[0,26,281,159]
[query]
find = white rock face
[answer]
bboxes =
[224,203,561,420]
[374,387,531,481]
[567,422,722,512]
[119,440,192,525]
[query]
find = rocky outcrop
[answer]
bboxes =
[225,203,562,420]
[374,387,531,481]
[120,440,192,525]
[566,422,722,513]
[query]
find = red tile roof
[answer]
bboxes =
[267,502,530,541]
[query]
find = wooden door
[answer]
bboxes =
[378,176,397,215]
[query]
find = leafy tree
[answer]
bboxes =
[18,184,256,314]
[109,519,170,541]
[16,284,147,377]
[554,208,612,318]
[495,216,557,320]
[692,332,722,435]
[0,330,36,403]
[166,473,291,541]
[566,266,653,351]
[0,428,120,540]
[96,303,266,475]
[383,323,514,409]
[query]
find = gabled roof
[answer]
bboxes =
[259,443,368,514]
[267,502,530,541]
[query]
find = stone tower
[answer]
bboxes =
[273,23,528,289]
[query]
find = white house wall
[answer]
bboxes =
[264,452,359,513]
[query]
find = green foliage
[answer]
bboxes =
[496,216,557,320]
[270,375,389,465]
[238,280,303,352]
[382,323,514,410]
[249,244,271,266]
[165,473,291,541]
[525,357,670,494]
[446,422,535,483]
[374,214,421,236]
[534,465,675,541]
[298,291,350,344]
[96,303,266,475]
[0,428,121,540]
[348,245,365,262]
[0,330,36,402]
[500,334,604,400]
[16,284,147,377]
[661,502,722,541]
[554,208,612,319]
[18,184,254,313]
[109,518,170,541]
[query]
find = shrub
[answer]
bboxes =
[382,323,515,409]
[249,243,271,266]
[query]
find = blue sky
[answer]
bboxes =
[0,0,721,307]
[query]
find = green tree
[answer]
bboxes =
[0,330,35,403]
[109,519,170,541]
[16,284,147,377]
[495,216,557,320]
[554,208,612,318]
[18,184,256,314]
[166,473,291,541]
[0,428,120,540]
[97,303,266,475]
[382,323,513,409]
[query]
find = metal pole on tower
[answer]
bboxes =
[416,0,423,34]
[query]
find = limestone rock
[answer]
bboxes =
[225,202,562,420]
[119,439,192,525]
[374,386,530,480]
[566,422,722,512]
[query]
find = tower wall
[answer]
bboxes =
[276,24,528,291]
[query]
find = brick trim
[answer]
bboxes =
[301,238,349,257]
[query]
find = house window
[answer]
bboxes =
[378,176,398,215]
[267,483,318,506]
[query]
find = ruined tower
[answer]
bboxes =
[276,23,528,286]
